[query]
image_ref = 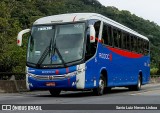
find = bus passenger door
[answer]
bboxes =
[85,20,101,88]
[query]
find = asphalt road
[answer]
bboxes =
[0,83,160,113]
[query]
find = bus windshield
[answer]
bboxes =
[27,23,85,67]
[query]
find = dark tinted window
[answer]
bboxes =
[126,34,130,50]
[102,24,109,45]
[102,23,113,46]
[118,30,122,48]
[113,29,119,47]
[108,26,112,46]
[101,22,149,55]
[134,37,137,52]
[122,33,127,49]
[131,36,137,52]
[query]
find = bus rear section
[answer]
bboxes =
[96,21,150,90]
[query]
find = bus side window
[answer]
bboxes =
[108,26,112,46]
[142,39,145,55]
[130,36,134,51]
[126,34,130,51]
[140,39,143,54]
[102,24,112,46]
[113,29,119,47]
[102,24,113,46]
[131,36,137,52]
[138,38,141,53]
[134,36,137,52]
[93,20,101,49]
[94,21,101,39]
[118,30,122,48]
[102,23,109,45]
[140,38,142,54]
[122,33,127,49]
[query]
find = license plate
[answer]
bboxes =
[46,82,56,86]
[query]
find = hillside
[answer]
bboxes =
[0,0,160,73]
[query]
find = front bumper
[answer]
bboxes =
[27,75,77,90]
[26,68,85,90]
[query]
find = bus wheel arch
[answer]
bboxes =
[93,74,105,96]
[129,71,143,91]
[101,69,108,87]
[93,69,110,96]
[101,69,111,94]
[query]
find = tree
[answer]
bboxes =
[1,0,160,73]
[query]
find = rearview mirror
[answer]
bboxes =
[17,29,31,46]
[89,25,95,43]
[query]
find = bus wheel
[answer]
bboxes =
[49,89,61,96]
[129,76,142,91]
[93,76,105,96]
[136,76,142,91]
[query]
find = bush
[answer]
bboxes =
[150,68,159,75]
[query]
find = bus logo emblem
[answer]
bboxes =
[99,53,112,61]
[48,76,54,80]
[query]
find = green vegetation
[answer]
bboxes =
[150,68,159,75]
[0,0,160,73]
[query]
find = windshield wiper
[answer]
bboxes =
[36,38,67,68]
[36,38,53,68]
[36,46,50,68]
[51,42,67,67]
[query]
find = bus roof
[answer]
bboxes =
[33,13,149,41]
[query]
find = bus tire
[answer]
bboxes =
[93,75,105,96]
[136,76,142,91]
[129,76,142,91]
[49,89,61,96]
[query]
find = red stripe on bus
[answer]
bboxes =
[107,46,143,58]
[66,67,69,73]
[55,70,59,74]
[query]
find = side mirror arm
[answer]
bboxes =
[17,29,31,46]
[89,25,96,43]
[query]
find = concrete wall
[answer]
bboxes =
[0,80,27,93]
